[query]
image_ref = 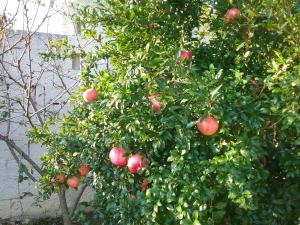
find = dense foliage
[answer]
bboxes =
[31,0,300,224]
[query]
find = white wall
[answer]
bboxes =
[0,30,87,221]
[0,0,108,221]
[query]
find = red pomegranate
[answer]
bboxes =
[149,94,163,112]
[51,173,65,187]
[148,94,159,102]
[180,50,192,61]
[197,116,219,136]
[56,173,65,183]
[79,164,90,177]
[127,154,147,174]
[67,176,80,189]
[83,88,98,103]
[225,8,241,23]
[109,147,128,166]
[152,100,163,112]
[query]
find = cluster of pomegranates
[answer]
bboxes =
[109,147,147,173]
[109,147,148,198]
[51,164,90,189]
[77,6,242,196]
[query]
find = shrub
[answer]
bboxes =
[32,0,300,224]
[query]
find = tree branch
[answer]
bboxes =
[0,134,42,175]
[58,185,72,225]
[70,183,88,217]
[7,145,37,182]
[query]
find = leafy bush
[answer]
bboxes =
[32,0,300,224]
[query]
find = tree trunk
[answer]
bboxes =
[58,185,72,225]
[69,183,88,217]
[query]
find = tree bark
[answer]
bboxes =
[69,183,88,217]
[58,185,72,225]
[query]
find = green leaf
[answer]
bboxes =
[236,42,245,51]
[215,202,227,210]
[193,219,201,225]
[294,138,300,145]
[210,84,223,100]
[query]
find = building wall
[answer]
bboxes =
[0,30,95,221]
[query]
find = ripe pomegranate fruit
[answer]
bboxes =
[67,176,80,189]
[180,50,192,61]
[51,173,65,187]
[127,154,147,174]
[148,94,159,102]
[56,173,65,183]
[83,88,98,103]
[197,116,219,136]
[225,8,241,23]
[151,100,163,112]
[149,94,163,112]
[109,147,128,166]
[79,164,90,177]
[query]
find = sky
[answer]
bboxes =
[0,0,79,35]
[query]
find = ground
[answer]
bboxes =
[0,218,65,225]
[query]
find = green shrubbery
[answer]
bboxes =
[32,0,300,224]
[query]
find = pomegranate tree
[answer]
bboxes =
[35,0,300,224]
